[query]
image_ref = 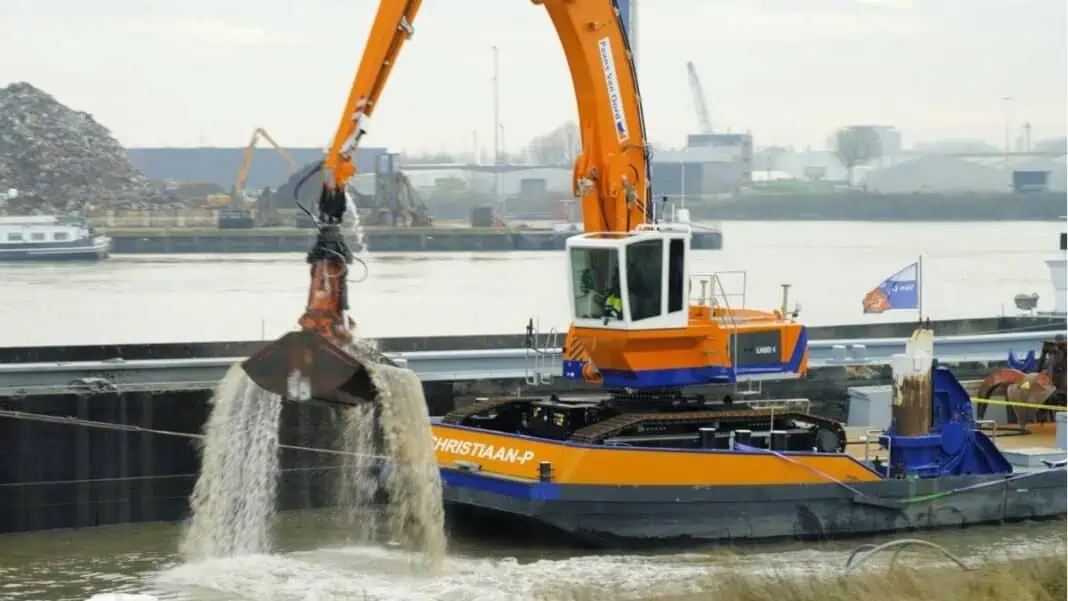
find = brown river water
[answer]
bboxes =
[0,221,1063,346]
[0,512,1063,601]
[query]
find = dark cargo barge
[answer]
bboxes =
[0,315,1063,535]
[431,360,1066,546]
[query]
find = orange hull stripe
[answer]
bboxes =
[431,424,882,487]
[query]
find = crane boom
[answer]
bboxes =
[535,0,651,233]
[323,0,420,196]
[686,61,712,134]
[232,127,300,200]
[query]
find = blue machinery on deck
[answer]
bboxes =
[876,362,1014,478]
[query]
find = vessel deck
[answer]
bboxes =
[844,424,1059,462]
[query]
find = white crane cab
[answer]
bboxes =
[565,222,692,332]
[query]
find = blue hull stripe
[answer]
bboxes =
[562,327,808,388]
[440,468,560,501]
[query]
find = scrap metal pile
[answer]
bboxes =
[977,337,1067,429]
[0,82,173,214]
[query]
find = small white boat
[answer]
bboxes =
[0,215,111,261]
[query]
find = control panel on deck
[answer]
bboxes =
[525,399,604,440]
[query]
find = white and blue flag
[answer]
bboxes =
[863,261,919,314]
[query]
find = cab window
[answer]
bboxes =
[626,240,663,321]
[570,247,622,320]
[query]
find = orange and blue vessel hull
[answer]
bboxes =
[429,422,1067,546]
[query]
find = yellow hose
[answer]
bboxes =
[970,397,1067,412]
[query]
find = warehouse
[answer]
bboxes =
[1006,155,1067,193]
[860,153,1068,194]
[861,154,1009,193]
[650,145,750,197]
[392,166,572,199]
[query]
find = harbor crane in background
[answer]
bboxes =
[686,61,713,134]
[232,128,300,202]
[211,127,301,228]
[206,127,299,207]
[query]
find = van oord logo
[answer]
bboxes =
[433,436,536,465]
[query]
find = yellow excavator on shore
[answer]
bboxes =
[210,128,300,228]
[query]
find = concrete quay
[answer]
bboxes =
[104,226,724,254]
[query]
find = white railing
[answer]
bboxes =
[689,270,748,309]
[523,318,560,386]
[688,270,754,391]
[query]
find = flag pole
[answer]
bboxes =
[917,253,925,324]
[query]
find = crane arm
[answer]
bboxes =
[232,128,262,199]
[240,0,425,401]
[256,128,300,172]
[686,61,712,134]
[233,128,300,198]
[533,0,651,234]
[322,0,420,195]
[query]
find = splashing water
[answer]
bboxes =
[176,336,443,570]
[336,403,381,544]
[367,362,447,567]
[343,188,366,252]
[179,364,283,561]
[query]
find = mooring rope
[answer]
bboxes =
[733,440,1065,507]
[0,408,390,461]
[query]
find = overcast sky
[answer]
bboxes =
[3,0,1065,153]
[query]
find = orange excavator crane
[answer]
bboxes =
[243,0,807,406]
[535,0,809,392]
[241,0,421,403]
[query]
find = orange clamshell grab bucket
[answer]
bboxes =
[241,329,379,404]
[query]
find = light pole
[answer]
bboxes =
[492,45,500,166]
[1000,95,1013,160]
[492,45,502,207]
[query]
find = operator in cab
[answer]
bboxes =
[603,274,623,323]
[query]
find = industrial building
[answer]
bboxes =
[650,133,754,198]
[753,149,849,182]
[857,154,1067,194]
[391,166,572,199]
[127,147,388,190]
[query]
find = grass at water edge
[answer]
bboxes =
[640,553,1067,601]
